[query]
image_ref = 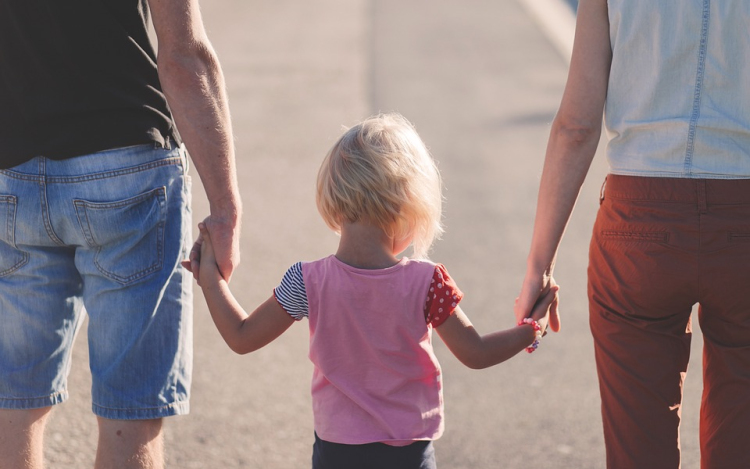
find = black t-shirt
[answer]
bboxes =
[0,0,178,169]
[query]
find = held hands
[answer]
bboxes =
[181,222,223,287]
[524,283,559,335]
[182,214,240,283]
[515,272,561,333]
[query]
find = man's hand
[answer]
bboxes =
[150,0,242,282]
[183,214,240,282]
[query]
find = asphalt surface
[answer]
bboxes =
[43,1,705,467]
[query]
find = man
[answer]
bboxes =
[0,0,241,467]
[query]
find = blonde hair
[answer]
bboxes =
[316,113,443,259]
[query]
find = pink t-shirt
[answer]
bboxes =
[274,255,463,446]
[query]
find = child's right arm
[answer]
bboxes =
[197,224,295,355]
[435,286,558,369]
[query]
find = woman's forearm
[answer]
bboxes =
[526,117,600,277]
[526,0,612,278]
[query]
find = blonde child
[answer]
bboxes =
[194,113,558,468]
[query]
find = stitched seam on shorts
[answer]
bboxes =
[0,196,29,276]
[601,231,670,242]
[1,195,15,244]
[74,187,167,284]
[0,157,181,183]
[0,256,28,276]
[0,390,67,401]
[92,400,188,412]
[0,255,28,276]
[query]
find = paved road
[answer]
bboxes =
[44,1,705,467]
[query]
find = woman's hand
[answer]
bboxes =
[515,272,561,332]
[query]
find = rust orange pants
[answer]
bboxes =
[588,174,750,469]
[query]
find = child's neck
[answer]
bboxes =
[335,221,402,270]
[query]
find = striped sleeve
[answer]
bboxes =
[273,262,309,320]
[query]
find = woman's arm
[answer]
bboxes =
[437,287,558,369]
[515,0,612,330]
[198,224,295,355]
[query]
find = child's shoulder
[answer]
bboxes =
[401,257,438,272]
[406,259,461,291]
[402,258,450,282]
[403,257,453,272]
[294,256,453,282]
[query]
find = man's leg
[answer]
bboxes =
[68,146,191,466]
[95,418,163,469]
[0,408,52,469]
[0,159,83,469]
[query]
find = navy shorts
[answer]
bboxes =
[312,433,437,469]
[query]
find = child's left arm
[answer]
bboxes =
[197,223,295,355]
[435,286,558,369]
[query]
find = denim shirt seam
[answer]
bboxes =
[683,0,711,177]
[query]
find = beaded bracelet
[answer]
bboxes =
[518,318,543,353]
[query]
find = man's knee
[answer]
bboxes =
[0,407,52,431]
[0,408,52,469]
[95,417,164,469]
[97,417,163,441]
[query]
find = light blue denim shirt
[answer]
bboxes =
[605,0,750,179]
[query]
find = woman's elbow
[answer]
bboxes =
[551,115,601,147]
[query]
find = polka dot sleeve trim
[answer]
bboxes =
[424,264,464,327]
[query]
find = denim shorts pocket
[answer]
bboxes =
[0,195,29,276]
[74,187,167,285]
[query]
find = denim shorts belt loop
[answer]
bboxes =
[0,143,193,420]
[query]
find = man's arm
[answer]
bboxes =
[148,0,242,280]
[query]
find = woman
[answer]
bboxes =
[515,0,750,467]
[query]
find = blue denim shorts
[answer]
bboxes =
[0,142,193,420]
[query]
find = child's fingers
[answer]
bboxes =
[185,233,204,281]
[198,222,209,239]
[530,285,559,320]
[198,223,217,262]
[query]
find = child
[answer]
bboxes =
[194,113,558,469]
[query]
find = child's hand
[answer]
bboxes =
[197,222,223,286]
[181,233,204,277]
[527,283,559,334]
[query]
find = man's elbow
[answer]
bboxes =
[157,40,221,86]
